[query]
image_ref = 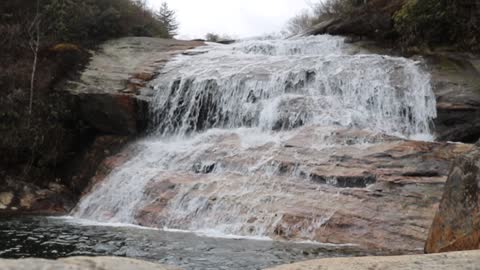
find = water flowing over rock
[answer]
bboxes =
[149,36,436,138]
[73,35,471,253]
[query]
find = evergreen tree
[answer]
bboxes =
[156,2,179,38]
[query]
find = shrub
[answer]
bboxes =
[311,0,366,23]
[42,0,171,44]
[286,11,315,35]
[393,0,453,46]
[205,33,220,42]
[0,0,176,187]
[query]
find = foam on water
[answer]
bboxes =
[150,35,436,138]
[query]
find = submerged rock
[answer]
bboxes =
[266,250,480,270]
[425,145,480,253]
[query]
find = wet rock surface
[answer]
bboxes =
[72,36,478,255]
[77,126,473,254]
[425,145,480,253]
[343,41,480,143]
[266,250,480,270]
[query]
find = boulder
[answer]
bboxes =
[0,192,13,208]
[0,257,180,270]
[266,250,480,270]
[425,145,480,253]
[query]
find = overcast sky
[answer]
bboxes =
[148,0,311,39]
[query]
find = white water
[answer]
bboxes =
[73,35,437,240]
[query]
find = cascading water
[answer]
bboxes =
[73,35,437,241]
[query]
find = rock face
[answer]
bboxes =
[266,250,480,270]
[350,41,480,143]
[425,145,480,253]
[0,257,180,270]
[65,37,204,135]
[428,53,480,142]
[136,131,471,253]
[76,126,473,254]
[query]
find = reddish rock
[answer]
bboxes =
[105,127,473,253]
[425,146,480,253]
[65,37,205,136]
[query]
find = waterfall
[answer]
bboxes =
[73,35,437,240]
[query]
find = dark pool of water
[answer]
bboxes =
[0,217,374,269]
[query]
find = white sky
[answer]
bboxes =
[148,0,311,39]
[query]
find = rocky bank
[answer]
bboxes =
[0,257,180,270]
[267,250,480,270]
[0,37,203,215]
[2,251,480,270]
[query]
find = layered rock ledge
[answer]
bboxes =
[266,250,480,270]
[0,257,180,270]
[64,37,204,135]
[79,126,473,253]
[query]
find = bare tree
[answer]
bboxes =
[286,10,314,35]
[28,0,41,122]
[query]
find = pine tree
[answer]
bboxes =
[156,2,179,38]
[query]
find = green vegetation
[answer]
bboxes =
[157,2,179,38]
[204,33,234,43]
[288,0,480,51]
[205,33,221,42]
[40,0,173,43]
[0,0,178,189]
[394,0,479,50]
